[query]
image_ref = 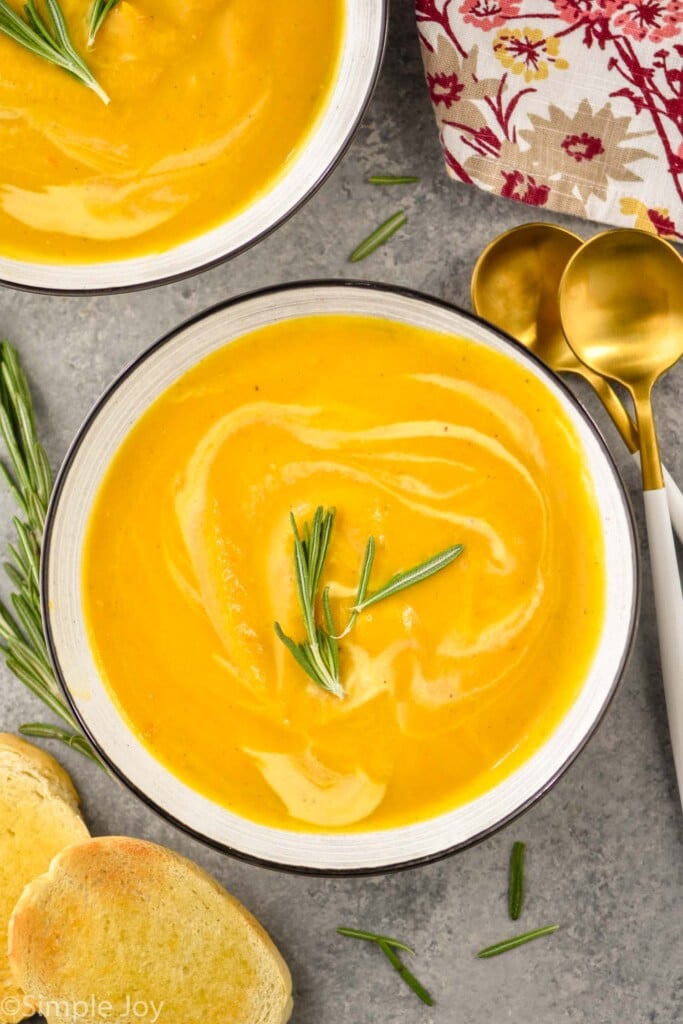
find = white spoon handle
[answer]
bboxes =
[643,488,683,807]
[632,452,683,545]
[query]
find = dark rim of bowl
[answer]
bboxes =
[41,279,641,876]
[0,4,389,297]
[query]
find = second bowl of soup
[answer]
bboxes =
[0,0,386,291]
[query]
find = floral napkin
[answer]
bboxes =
[416,0,683,238]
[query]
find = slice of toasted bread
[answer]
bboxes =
[0,733,89,1024]
[9,836,293,1024]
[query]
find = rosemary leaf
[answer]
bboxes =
[321,589,340,679]
[354,543,464,612]
[336,927,414,954]
[0,598,23,645]
[19,723,103,766]
[0,0,109,104]
[3,561,25,592]
[0,462,28,519]
[13,517,40,591]
[7,637,61,698]
[337,927,433,1006]
[368,175,420,185]
[6,656,78,727]
[477,924,559,959]
[508,841,526,921]
[88,0,119,45]
[10,593,49,663]
[350,211,406,263]
[379,940,434,1006]
[7,541,29,579]
[332,536,375,640]
[0,340,103,768]
[274,623,320,683]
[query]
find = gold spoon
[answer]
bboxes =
[471,223,683,542]
[559,228,683,805]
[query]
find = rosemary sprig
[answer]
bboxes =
[88,0,119,46]
[337,927,433,1006]
[508,841,526,921]
[0,340,102,767]
[0,0,109,104]
[274,508,344,699]
[350,210,406,262]
[353,544,464,613]
[20,722,103,765]
[275,507,464,697]
[367,175,420,185]
[477,924,559,959]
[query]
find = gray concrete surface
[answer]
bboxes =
[1,2,682,1022]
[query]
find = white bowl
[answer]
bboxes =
[42,283,639,873]
[0,3,387,294]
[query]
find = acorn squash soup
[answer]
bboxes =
[0,0,343,263]
[81,314,606,832]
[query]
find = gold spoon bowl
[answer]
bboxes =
[471,222,582,370]
[471,222,683,542]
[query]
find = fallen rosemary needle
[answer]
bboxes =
[274,506,463,697]
[337,927,433,1006]
[88,0,120,45]
[368,175,420,185]
[350,210,406,262]
[0,340,102,767]
[0,0,109,104]
[477,924,559,959]
[508,841,526,921]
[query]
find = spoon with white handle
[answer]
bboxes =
[559,229,683,806]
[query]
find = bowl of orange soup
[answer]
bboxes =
[42,282,638,872]
[0,1,385,292]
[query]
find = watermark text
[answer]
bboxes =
[1,994,164,1022]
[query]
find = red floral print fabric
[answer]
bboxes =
[416,0,683,237]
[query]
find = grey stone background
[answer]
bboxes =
[1,2,682,1021]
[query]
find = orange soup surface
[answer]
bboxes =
[0,0,343,262]
[82,316,606,831]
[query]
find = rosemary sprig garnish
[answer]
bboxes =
[477,924,559,959]
[350,210,406,262]
[367,175,420,185]
[275,507,464,697]
[0,340,102,767]
[0,0,109,104]
[88,0,119,46]
[508,841,525,921]
[337,927,433,1006]
[274,508,344,699]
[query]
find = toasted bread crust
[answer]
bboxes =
[0,733,81,809]
[0,734,89,1024]
[9,836,293,1024]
